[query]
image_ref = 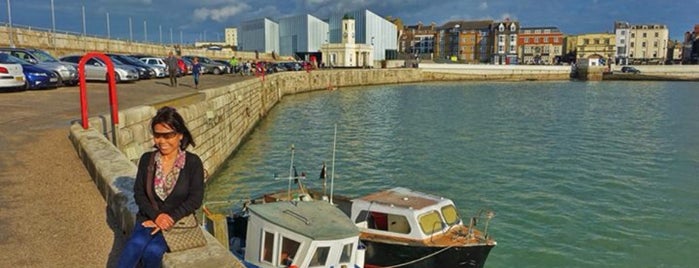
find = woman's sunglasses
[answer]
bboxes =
[153,131,178,139]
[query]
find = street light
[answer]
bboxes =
[144,20,147,42]
[50,0,55,47]
[106,12,111,39]
[6,0,13,47]
[129,17,133,42]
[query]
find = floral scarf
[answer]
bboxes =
[154,150,186,201]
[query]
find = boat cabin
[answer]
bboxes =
[244,201,364,268]
[349,187,463,241]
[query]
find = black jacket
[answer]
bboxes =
[133,151,205,223]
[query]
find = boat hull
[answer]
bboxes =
[363,240,494,268]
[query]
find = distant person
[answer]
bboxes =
[165,52,179,87]
[192,57,202,89]
[228,56,238,74]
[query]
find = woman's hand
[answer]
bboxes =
[142,220,162,235]
[155,213,175,231]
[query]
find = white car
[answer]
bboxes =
[60,55,139,83]
[140,57,167,69]
[0,53,25,92]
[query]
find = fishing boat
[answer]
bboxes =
[344,187,496,268]
[225,200,365,268]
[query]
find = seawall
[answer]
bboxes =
[68,68,428,267]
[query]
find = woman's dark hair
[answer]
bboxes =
[151,106,196,150]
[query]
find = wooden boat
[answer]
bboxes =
[226,200,365,268]
[345,187,496,268]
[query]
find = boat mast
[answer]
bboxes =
[330,124,337,204]
[288,144,295,201]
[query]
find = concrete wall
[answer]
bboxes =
[419,63,571,81]
[0,25,273,60]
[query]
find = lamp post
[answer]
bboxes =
[50,0,55,48]
[6,0,13,47]
[159,25,162,44]
[106,12,111,39]
[82,4,86,51]
[129,17,133,42]
[143,20,147,42]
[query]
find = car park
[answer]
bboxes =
[140,57,167,71]
[5,54,58,90]
[60,55,139,83]
[621,66,641,74]
[0,53,26,92]
[0,47,78,86]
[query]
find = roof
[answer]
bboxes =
[439,20,493,31]
[354,187,449,210]
[248,201,359,240]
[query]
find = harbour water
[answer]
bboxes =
[206,81,699,267]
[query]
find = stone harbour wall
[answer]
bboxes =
[68,68,425,267]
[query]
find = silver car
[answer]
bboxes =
[60,55,139,83]
[0,47,78,86]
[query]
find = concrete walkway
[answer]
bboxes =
[0,74,253,267]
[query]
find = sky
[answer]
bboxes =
[1,0,697,44]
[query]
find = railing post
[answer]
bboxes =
[78,52,119,146]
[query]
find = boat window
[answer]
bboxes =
[279,236,301,267]
[262,231,274,263]
[340,243,353,263]
[309,246,330,267]
[363,211,411,234]
[441,205,460,225]
[418,211,444,235]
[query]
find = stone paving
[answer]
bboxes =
[0,73,253,267]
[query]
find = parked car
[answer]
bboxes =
[0,47,78,86]
[5,54,58,90]
[279,61,302,71]
[60,55,139,83]
[0,53,26,92]
[139,57,167,71]
[107,54,157,79]
[182,56,226,75]
[621,66,641,74]
[213,60,234,74]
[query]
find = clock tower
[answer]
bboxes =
[342,14,355,44]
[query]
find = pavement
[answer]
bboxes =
[0,73,254,267]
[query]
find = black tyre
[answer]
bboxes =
[213,68,222,75]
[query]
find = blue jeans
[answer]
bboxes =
[117,222,168,268]
[193,73,200,86]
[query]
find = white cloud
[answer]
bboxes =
[478,2,488,10]
[194,3,250,22]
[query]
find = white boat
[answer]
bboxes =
[227,200,365,268]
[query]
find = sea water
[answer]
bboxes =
[206,81,699,267]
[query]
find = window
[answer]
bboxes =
[621,30,626,35]
[642,33,647,38]
[584,39,589,44]
[654,41,658,47]
[279,237,301,267]
[418,211,444,235]
[360,211,412,234]
[498,45,504,53]
[642,42,646,48]
[262,231,274,263]
[499,35,504,43]
[340,243,353,263]
[544,37,548,43]
[631,33,635,38]
[630,42,635,48]
[655,32,659,37]
[620,39,625,44]
[309,247,330,267]
[441,205,461,226]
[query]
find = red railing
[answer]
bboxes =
[78,52,119,130]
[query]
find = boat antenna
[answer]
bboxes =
[330,124,337,205]
[288,144,295,201]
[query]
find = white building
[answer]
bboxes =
[615,21,669,65]
[278,14,329,60]
[327,9,397,61]
[321,15,373,68]
[238,18,279,53]
[225,27,238,48]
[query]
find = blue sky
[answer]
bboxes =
[1,0,696,43]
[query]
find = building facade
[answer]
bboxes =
[575,33,616,66]
[279,14,329,60]
[225,27,238,48]
[518,27,564,64]
[627,24,669,64]
[614,21,631,65]
[490,20,519,64]
[400,22,437,57]
[238,18,279,53]
[321,15,373,67]
[682,24,699,64]
[434,20,492,63]
[328,9,398,61]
